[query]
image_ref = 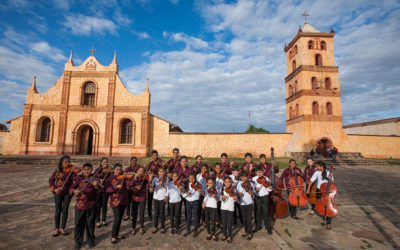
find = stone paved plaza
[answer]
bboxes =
[0,162,399,249]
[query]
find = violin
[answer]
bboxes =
[316,165,338,218]
[133,174,149,192]
[268,147,288,219]
[201,173,208,180]
[159,175,167,188]
[257,176,272,188]
[241,180,254,196]
[117,172,135,180]
[207,186,218,198]
[225,186,238,198]
[191,182,202,192]
[216,173,227,180]
[288,168,308,207]
[174,180,186,192]
[64,165,82,173]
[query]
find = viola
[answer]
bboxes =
[316,165,338,218]
[225,186,238,198]
[191,182,202,192]
[268,147,288,219]
[257,176,272,188]
[288,168,308,207]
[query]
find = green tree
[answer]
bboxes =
[0,123,8,131]
[245,124,270,133]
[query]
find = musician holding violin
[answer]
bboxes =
[94,157,111,227]
[220,177,238,243]
[202,177,220,241]
[127,166,152,235]
[69,163,100,249]
[166,148,180,175]
[258,153,279,178]
[237,171,256,240]
[105,163,130,244]
[196,163,210,225]
[241,153,256,178]
[182,173,202,238]
[219,152,233,175]
[306,161,336,230]
[280,159,305,220]
[49,155,78,237]
[304,158,317,215]
[229,165,243,226]
[125,156,142,221]
[252,166,273,235]
[167,171,183,235]
[146,150,165,221]
[191,155,203,175]
[149,167,169,234]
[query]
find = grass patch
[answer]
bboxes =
[7,199,17,203]
[308,244,317,249]
[365,210,375,215]
[360,247,366,249]
[287,242,293,248]
[284,228,292,237]
[362,240,372,248]
[373,239,384,244]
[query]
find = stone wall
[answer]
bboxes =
[347,134,400,158]
[344,120,400,136]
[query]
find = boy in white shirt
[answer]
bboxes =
[202,177,219,241]
[167,171,182,235]
[149,168,169,234]
[252,166,273,235]
[183,173,202,238]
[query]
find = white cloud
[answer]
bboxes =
[0,80,28,110]
[31,42,67,62]
[168,32,209,50]
[133,31,151,39]
[63,14,117,36]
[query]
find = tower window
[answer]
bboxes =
[292,60,296,72]
[315,54,322,66]
[288,84,293,96]
[308,40,314,49]
[312,101,319,115]
[294,81,298,93]
[289,107,293,119]
[83,82,96,106]
[321,41,326,50]
[326,102,333,115]
[294,45,298,54]
[325,78,331,90]
[311,77,318,89]
[295,104,299,117]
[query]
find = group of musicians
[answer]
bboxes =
[49,148,336,249]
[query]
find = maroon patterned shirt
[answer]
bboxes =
[105,174,129,208]
[69,175,98,210]
[49,169,76,195]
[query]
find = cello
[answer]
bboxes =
[288,166,308,208]
[316,164,338,218]
[269,147,288,219]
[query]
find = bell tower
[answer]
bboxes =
[284,17,348,153]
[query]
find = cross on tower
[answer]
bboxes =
[302,11,309,24]
[89,46,96,56]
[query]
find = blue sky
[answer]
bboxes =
[0,0,399,132]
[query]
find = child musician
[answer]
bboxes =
[214,163,224,228]
[125,156,141,221]
[128,166,152,235]
[304,158,316,215]
[191,155,203,175]
[146,150,164,221]
[49,155,75,237]
[94,157,110,227]
[229,165,242,226]
[105,163,129,244]
[168,171,182,235]
[306,161,335,230]
[202,177,220,241]
[220,177,237,243]
[150,167,169,234]
[241,153,256,177]
[252,166,273,235]
[237,171,255,240]
[219,152,233,175]
[183,173,202,237]
[70,163,99,249]
[197,163,209,225]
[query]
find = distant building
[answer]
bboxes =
[343,117,400,136]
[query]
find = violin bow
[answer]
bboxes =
[59,165,77,191]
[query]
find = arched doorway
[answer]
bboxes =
[77,125,93,155]
[316,137,333,157]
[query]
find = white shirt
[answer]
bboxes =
[220,189,235,211]
[203,187,219,208]
[182,182,201,202]
[215,175,224,190]
[252,175,272,197]
[196,174,208,193]
[236,181,255,205]
[151,176,169,201]
[310,170,333,189]
[229,174,240,188]
[167,181,182,203]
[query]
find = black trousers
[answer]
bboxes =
[185,200,199,232]
[178,196,187,222]
[54,193,72,229]
[199,195,205,224]
[221,210,233,237]
[132,201,146,229]
[217,201,222,226]
[74,207,96,245]
[96,192,109,223]
[240,204,254,234]
[204,207,217,235]
[255,195,271,230]
[147,190,153,218]
[169,201,181,229]
[233,202,243,225]
[126,191,133,217]
[111,205,126,238]
[153,199,166,229]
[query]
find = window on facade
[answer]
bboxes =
[36,117,51,142]
[311,77,318,89]
[289,107,293,119]
[325,78,331,90]
[315,54,322,66]
[295,104,299,117]
[120,119,133,144]
[308,40,314,49]
[312,102,319,115]
[83,82,96,106]
[326,102,333,115]
[294,45,298,53]
[289,85,293,96]
[292,60,296,72]
[321,41,326,50]
[294,81,298,93]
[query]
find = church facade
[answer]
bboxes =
[1,22,399,158]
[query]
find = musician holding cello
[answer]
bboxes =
[306,161,336,230]
[280,159,306,220]
[49,155,78,237]
[304,158,317,215]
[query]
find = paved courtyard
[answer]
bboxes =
[0,162,399,249]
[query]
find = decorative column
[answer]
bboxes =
[104,74,116,155]
[58,71,71,154]
[20,104,33,154]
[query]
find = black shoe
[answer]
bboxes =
[192,231,198,238]
[88,243,95,248]
[206,235,212,240]
[212,235,219,242]
[184,231,190,237]
[227,238,232,243]
[221,236,227,241]
[253,227,262,233]
[149,216,153,221]
[268,229,273,235]
[74,243,81,250]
